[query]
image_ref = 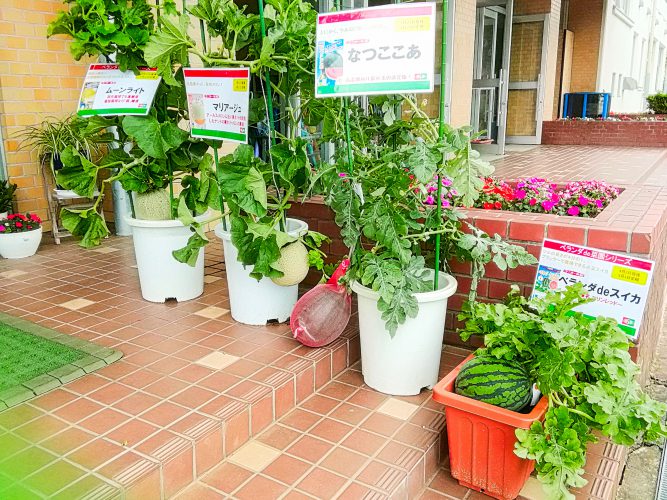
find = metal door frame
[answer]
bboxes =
[505,13,549,145]
[471,0,513,155]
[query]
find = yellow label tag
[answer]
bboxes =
[136,72,159,80]
[394,16,430,32]
[611,266,648,285]
[233,78,248,92]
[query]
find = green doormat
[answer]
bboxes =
[0,312,122,410]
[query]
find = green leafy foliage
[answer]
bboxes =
[56,147,100,198]
[47,0,154,72]
[61,206,110,248]
[459,284,667,499]
[647,93,667,114]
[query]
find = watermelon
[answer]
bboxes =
[454,356,532,412]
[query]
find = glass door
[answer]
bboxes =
[505,14,549,144]
[471,1,513,155]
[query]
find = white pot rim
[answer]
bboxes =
[125,211,211,228]
[352,271,458,303]
[215,217,308,241]
[0,227,42,235]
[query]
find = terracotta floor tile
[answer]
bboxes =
[329,402,370,426]
[228,440,280,472]
[67,438,126,469]
[357,460,407,493]
[0,433,33,461]
[233,474,287,500]
[377,441,423,471]
[195,351,241,370]
[140,402,191,427]
[201,462,253,494]
[376,398,420,421]
[26,460,87,497]
[337,482,385,500]
[52,398,104,424]
[341,429,387,457]
[347,388,387,410]
[63,374,111,395]
[300,394,340,415]
[118,369,163,389]
[198,370,243,393]
[256,424,302,451]
[318,381,358,401]
[0,446,58,480]
[281,408,321,432]
[106,418,160,447]
[40,427,95,456]
[263,454,311,485]
[427,468,471,498]
[88,383,135,406]
[13,415,69,443]
[309,418,354,443]
[169,386,217,409]
[78,408,128,434]
[393,423,439,451]
[144,377,190,398]
[177,482,226,499]
[321,447,369,477]
[286,435,334,464]
[360,412,403,437]
[146,356,191,375]
[296,467,348,499]
[113,392,161,415]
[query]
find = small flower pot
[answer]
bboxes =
[432,354,548,500]
[0,227,42,259]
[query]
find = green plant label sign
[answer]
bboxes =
[77,64,161,117]
[532,239,654,339]
[183,68,250,144]
[315,3,436,97]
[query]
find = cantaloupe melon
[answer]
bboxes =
[271,241,309,287]
[134,190,172,220]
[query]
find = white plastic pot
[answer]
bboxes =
[0,227,42,259]
[215,218,308,325]
[126,213,209,303]
[0,212,7,220]
[352,272,458,396]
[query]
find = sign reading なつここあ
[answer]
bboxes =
[77,64,161,117]
[183,68,250,143]
[315,3,436,97]
[532,239,654,340]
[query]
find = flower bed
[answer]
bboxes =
[542,119,667,147]
[0,213,42,233]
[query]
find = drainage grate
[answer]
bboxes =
[656,441,667,500]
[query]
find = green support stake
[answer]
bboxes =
[433,0,448,291]
[258,0,276,149]
[213,145,227,231]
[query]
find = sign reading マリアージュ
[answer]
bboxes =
[532,239,655,340]
[77,64,161,117]
[315,3,436,97]
[183,68,250,143]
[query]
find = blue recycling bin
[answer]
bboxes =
[563,92,611,119]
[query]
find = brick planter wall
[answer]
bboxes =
[289,185,667,385]
[542,120,667,147]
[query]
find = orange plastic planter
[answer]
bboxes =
[432,354,548,500]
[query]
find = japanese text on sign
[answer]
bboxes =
[77,64,161,117]
[532,239,655,340]
[183,68,250,144]
[315,3,436,97]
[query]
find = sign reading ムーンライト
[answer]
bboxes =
[315,3,436,97]
[77,64,161,117]
[532,239,655,340]
[183,68,250,143]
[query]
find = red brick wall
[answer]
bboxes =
[542,120,667,147]
[290,185,667,385]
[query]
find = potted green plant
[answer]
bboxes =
[433,284,667,500]
[47,0,217,303]
[0,180,17,219]
[318,94,536,395]
[144,0,328,323]
[0,213,43,259]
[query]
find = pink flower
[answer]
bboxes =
[442,199,450,208]
[0,226,5,232]
[515,189,526,200]
[567,206,580,216]
[579,196,589,206]
[542,201,555,211]
[595,199,604,208]
[442,178,453,187]
[529,197,537,206]
[425,195,435,205]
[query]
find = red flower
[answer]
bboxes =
[17,214,27,221]
[483,202,493,209]
[7,214,15,220]
[15,222,22,228]
[494,201,502,209]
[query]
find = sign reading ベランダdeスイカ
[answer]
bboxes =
[77,64,161,117]
[315,3,436,97]
[183,68,250,143]
[532,239,655,340]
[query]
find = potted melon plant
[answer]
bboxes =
[144,0,328,324]
[319,94,536,396]
[47,0,216,303]
[433,284,667,500]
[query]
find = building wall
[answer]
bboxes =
[0,1,92,229]
[567,0,603,94]
[449,0,477,126]
[597,0,667,113]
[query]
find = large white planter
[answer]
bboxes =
[352,272,458,396]
[215,218,308,325]
[126,214,208,303]
[0,227,42,259]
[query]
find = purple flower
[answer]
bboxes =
[425,195,435,205]
[579,196,589,206]
[567,206,580,216]
[595,199,604,208]
[515,189,527,200]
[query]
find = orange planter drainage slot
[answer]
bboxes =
[432,354,548,500]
